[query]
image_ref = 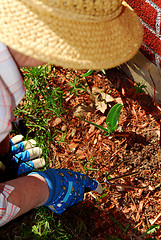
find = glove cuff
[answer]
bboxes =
[28,169,61,206]
[28,169,102,215]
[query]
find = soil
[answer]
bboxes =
[0,67,161,240]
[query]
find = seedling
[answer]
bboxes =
[141,224,160,237]
[99,191,108,200]
[133,82,147,95]
[79,103,123,136]
[68,77,86,95]
[81,69,106,77]
[83,156,99,173]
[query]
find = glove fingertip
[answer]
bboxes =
[95,182,103,194]
[23,139,37,150]
[32,158,46,169]
[28,147,42,159]
[11,135,24,144]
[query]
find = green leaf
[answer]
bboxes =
[81,70,94,77]
[74,76,77,84]
[76,87,86,91]
[44,221,50,230]
[74,89,78,95]
[69,88,74,95]
[146,224,160,235]
[77,103,123,137]
[78,117,110,135]
[99,193,108,199]
[68,81,74,87]
[141,224,160,237]
[106,103,123,132]
[101,69,106,74]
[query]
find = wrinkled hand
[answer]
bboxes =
[30,168,103,214]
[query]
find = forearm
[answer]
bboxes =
[0,174,49,226]
[7,174,49,216]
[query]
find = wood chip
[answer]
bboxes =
[51,117,62,127]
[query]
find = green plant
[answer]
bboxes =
[13,65,65,161]
[68,77,86,95]
[99,191,108,200]
[83,156,99,173]
[111,216,130,235]
[76,219,87,234]
[81,69,106,77]
[141,224,160,238]
[133,82,147,95]
[32,220,51,238]
[54,130,68,144]
[79,103,123,136]
[21,208,72,239]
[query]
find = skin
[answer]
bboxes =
[8,47,45,67]
[0,47,49,225]
[0,47,45,155]
[5,174,49,221]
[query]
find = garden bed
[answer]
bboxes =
[0,66,160,240]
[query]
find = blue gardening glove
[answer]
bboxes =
[0,135,45,182]
[29,168,103,214]
[10,135,45,175]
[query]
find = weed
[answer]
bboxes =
[111,216,130,235]
[141,224,160,238]
[54,130,68,144]
[76,219,87,234]
[83,156,99,173]
[68,76,86,95]
[79,103,123,136]
[133,82,147,95]
[81,70,94,77]
[81,69,106,77]
[13,65,65,161]
[99,191,108,200]
[20,208,72,239]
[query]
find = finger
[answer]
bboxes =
[27,147,42,160]
[22,140,37,150]
[17,157,45,175]
[11,134,37,148]
[11,139,37,154]
[94,182,103,194]
[14,147,42,162]
[10,134,24,145]
[32,158,46,169]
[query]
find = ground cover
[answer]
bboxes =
[0,65,160,240]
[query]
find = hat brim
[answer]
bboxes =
[0,1,143,70]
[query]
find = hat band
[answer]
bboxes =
[22,0,124,22]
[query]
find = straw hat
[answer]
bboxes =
[0,0,143,70]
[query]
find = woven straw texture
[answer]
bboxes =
[0,0,143,70]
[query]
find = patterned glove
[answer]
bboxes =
[0,135,45,181]
[29,168,103,214]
